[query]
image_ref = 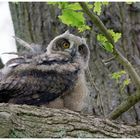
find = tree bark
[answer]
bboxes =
[0,103,140,138]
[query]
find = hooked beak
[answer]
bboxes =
[65,46,77,57]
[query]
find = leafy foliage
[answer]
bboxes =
[108,29,121,43]
[111,70,126,82]
[59,10,84,27]
[58,9,90,32]
[93,2,109,15]
[97,30,121,52]
[64,3,82,10]
[111,70,131,90]
[48,2,109,32]
[122,78,131,90]
[49,2,121,52]
[49,2,90,32]
[97,34,113,52]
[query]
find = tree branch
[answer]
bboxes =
[108,90,140,119]
[0,103,140,138]
[79,2,140,119]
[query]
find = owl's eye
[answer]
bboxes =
[56,38,70,50]
[63,42,70,49]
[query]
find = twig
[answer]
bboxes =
[102,56,116,64]
[108,90,140,119]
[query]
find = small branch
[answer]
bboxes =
[79,2,140,119]
[108,90,140,120]
[102,56,116,64]
[115,50,140,89]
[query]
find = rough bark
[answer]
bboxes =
[9,2,140,124]
[9,2,68,51]
[0,103,140,138]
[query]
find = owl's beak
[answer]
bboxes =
[65,46,76,57]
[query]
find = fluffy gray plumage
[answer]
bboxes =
[0,31,90,106]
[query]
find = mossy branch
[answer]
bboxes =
[108,90,140,119]
[79,2,140,119]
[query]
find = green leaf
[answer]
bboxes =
[49,2,92,32]
[102,2,109,6]
[48,2,69,9]
[47,2,58,5]
[58,2,69,9]
[93,2,102,15]
[93,2,109,15]
[97,34,113,52]
[103,42,113,52]
[119,70,126,75]
[78,25,90,32]
[114,33,121,43]
[108,29,121,43]
[121,78,131,90]
[111,70,126,80]
[112,73,121,81]
[66,3,82,10]
[97,34,107,42]
[86,3,94,9]
[111,70,131,90]
[123,79,131,86]
[59,9,85,27]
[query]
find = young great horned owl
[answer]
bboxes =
[0,31,91,113]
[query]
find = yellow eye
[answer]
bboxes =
[63,42,70,49]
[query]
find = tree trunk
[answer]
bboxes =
[0,103,140,138]
[9,2,68,51]
[8,2,140,124]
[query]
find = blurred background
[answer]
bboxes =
[0,2,17,66]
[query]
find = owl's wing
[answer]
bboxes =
[0,58,80,105]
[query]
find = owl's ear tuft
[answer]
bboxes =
[64,30,70,35]
[82,37,87,44]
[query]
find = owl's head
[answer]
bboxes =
[46,31,90,69]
